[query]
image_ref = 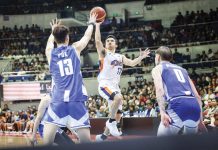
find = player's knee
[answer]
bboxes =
[76,128,91,143]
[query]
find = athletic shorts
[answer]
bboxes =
[158,96,201,136]
[44,101,90,130]
[98,82,122,111]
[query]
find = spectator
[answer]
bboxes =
[173,48,182,63]
[183,48,191,62]
[201,51,208,61]
[2,104,10,112]
[144,100,157,117]
[208,49,215,60]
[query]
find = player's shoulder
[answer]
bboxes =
[152,64,162,71]
[170,63,187,72]
[152,64,162,75]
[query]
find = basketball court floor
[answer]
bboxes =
[0,132,147,148]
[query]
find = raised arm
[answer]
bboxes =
[31,95,50,144]
[72,13,97,54]
[152,66,171,127]
[46,19,61,65]
[95,23,105,59]
[122,48,150,67]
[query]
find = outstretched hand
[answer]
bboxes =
[139,48,150,59]
[88,12,97,24]
[50,18,62,32]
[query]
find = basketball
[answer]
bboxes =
[90,6,106,23]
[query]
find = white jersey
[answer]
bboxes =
[97,51,123,84]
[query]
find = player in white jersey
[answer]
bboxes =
[152,46,207,136]
[95,22,150,141]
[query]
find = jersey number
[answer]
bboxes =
[57,59,73,77]
[117,68,123,75]
[173,69,185,83]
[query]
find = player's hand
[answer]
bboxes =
[139,48,150,59]
[50,18,62,32]
[161,113,171,127]
[96,21,103,26]
[88,12,97,24]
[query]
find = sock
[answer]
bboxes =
[109,118,116,123]
[117,122,121,129]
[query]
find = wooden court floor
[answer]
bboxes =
[0,132,146,148]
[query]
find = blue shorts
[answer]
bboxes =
[168,96,201,125]
[45,101,90,130]
[158,96,201,136]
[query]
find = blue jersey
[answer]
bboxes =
[160,62,194,101]
[50,45,88,102]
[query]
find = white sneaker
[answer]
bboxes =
[106,120,122,137]
[95,134,104,142]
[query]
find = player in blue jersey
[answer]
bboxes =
[152,46,207,136]
[43,13,97,145]
[30,94,75,146]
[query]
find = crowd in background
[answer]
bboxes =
[0,47,217,81]
[0,0,192,15]
[1,8,218,58]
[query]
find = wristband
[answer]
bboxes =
[87,22,95,26]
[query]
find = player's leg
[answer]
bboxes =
[96,111,123,142]
[71,127,90,143]
[98,85,122,137]
[116,110,123,133]
[43,102,69,145]
[157,122,181,136]
[43,123,59,145]
[95,127,110,142]
[96,85,113,141]
[67,101,91,143]
[106,93,123,136]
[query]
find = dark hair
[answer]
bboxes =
[155,46,172,61]
[52,25,69,44]
[105,35,118,44]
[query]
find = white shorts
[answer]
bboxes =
[98,82,122,111]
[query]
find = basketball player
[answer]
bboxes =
[31,94,74,146]
[43,13,97,145]
[152,46,207,136]
[95,22,150,141]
